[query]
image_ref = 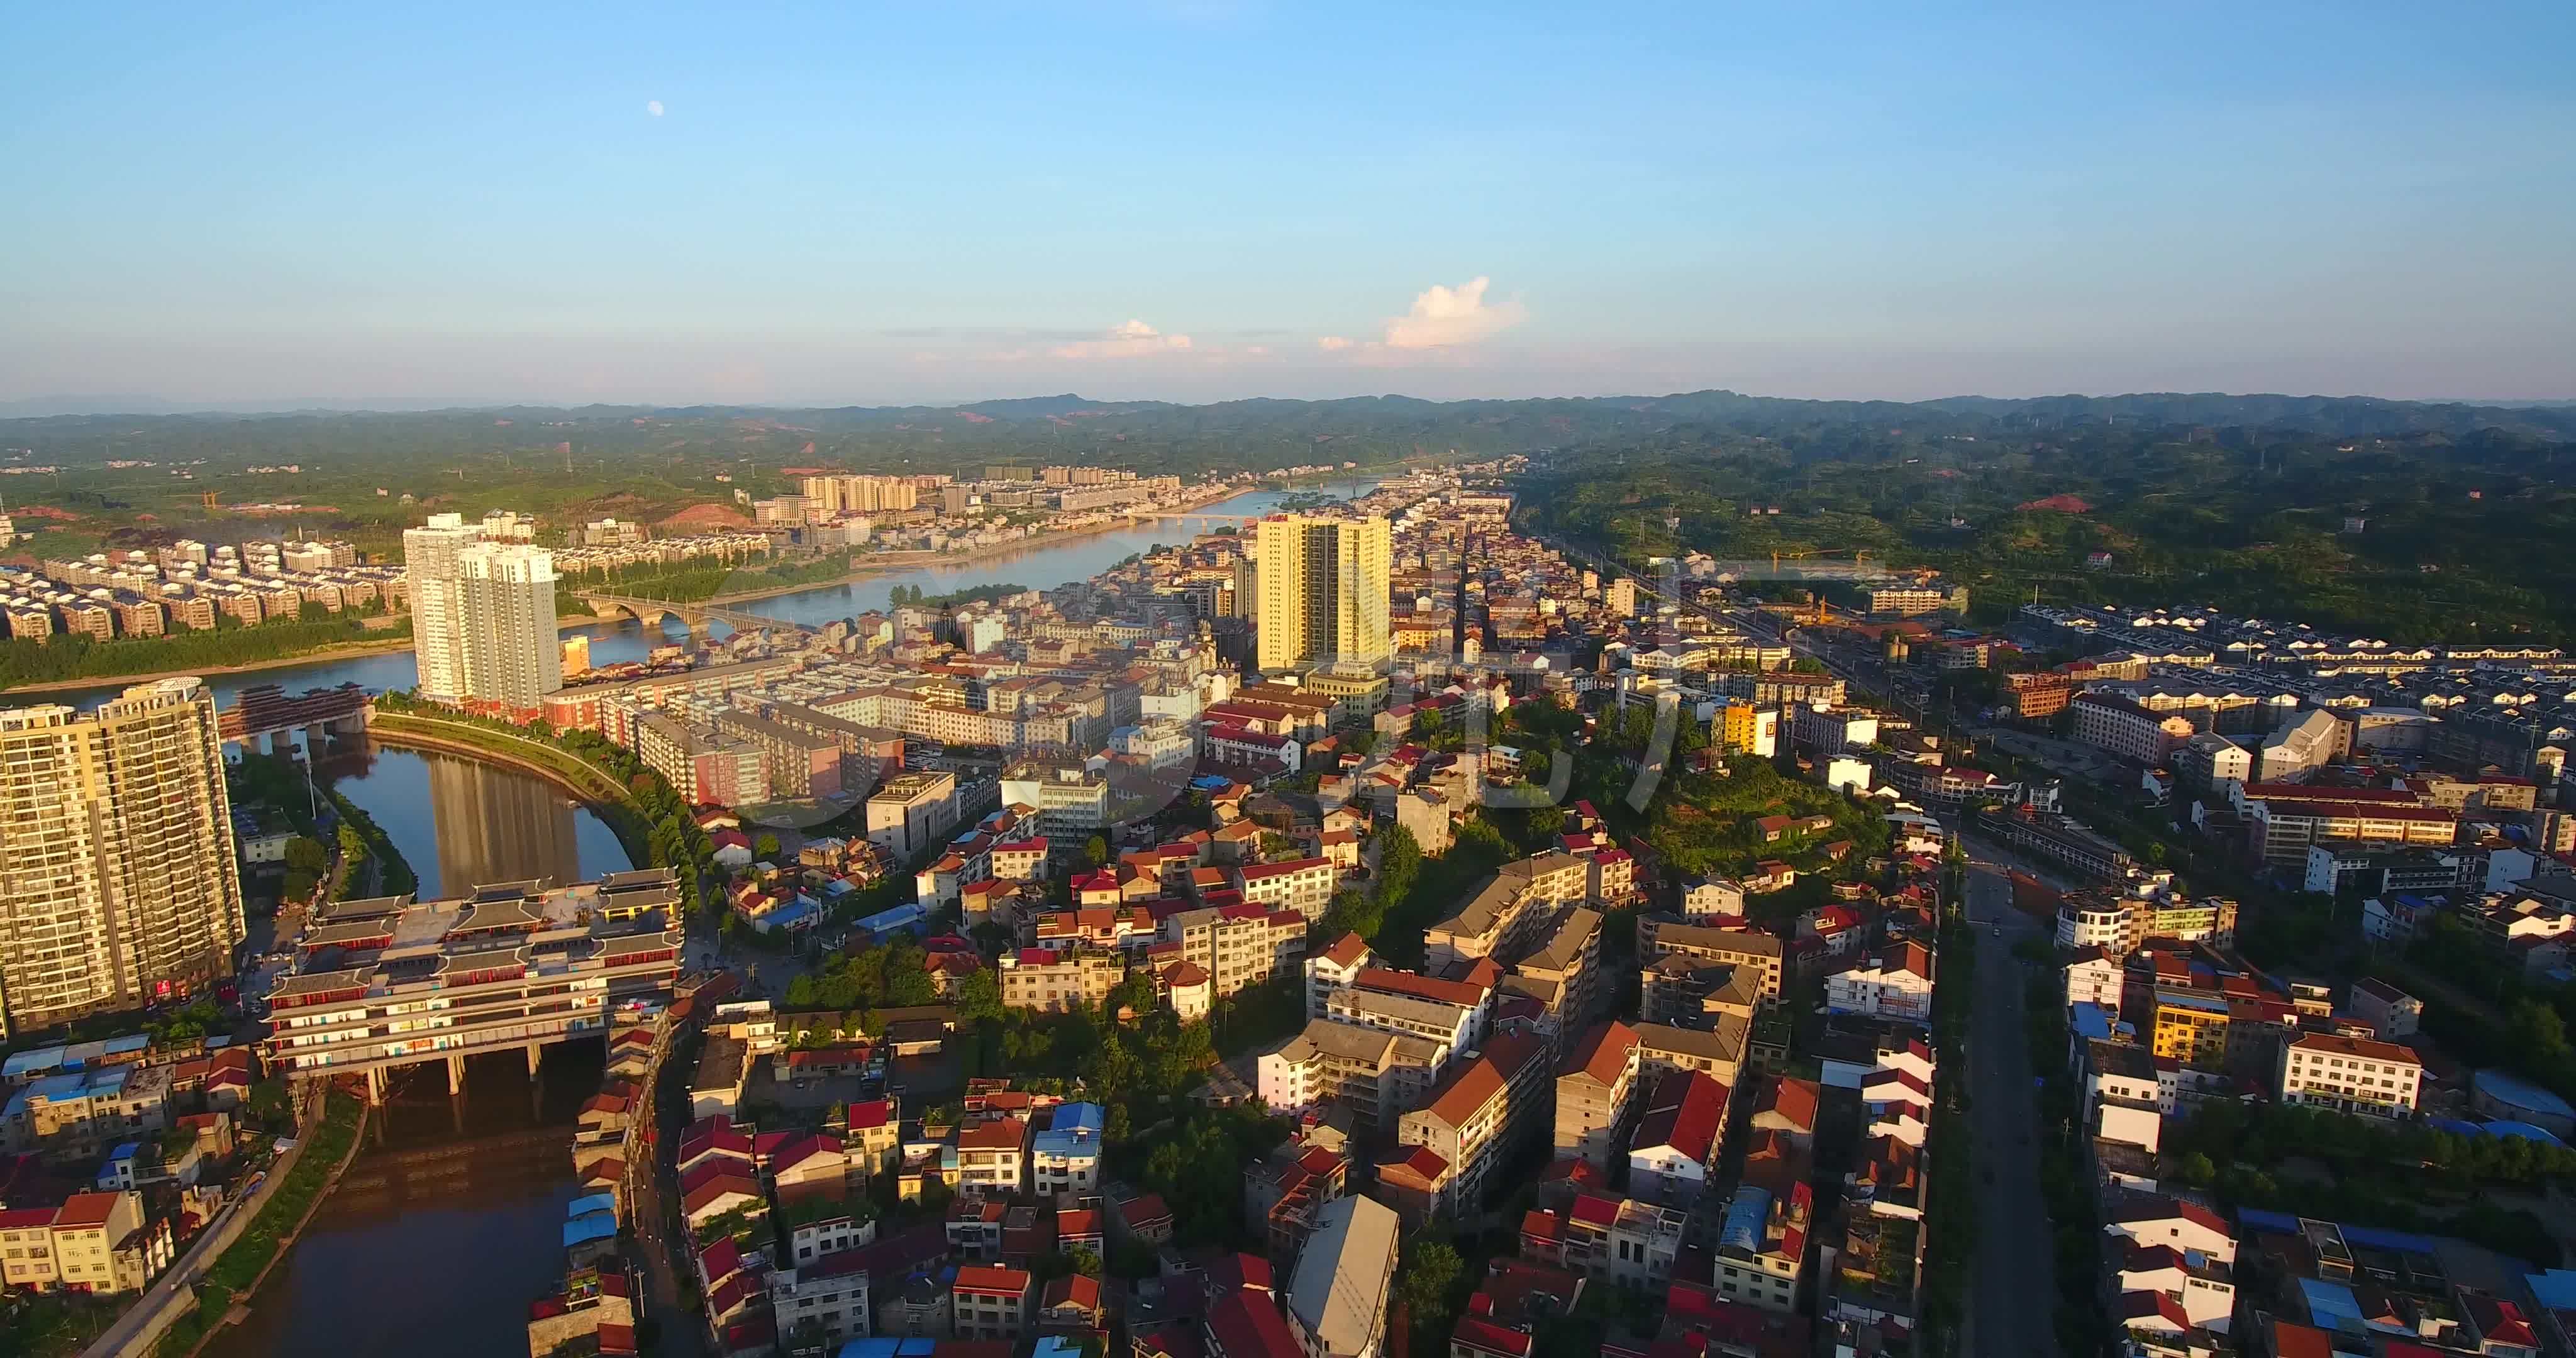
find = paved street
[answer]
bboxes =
[1962,863,2059,1358]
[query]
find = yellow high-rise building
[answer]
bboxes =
[1255,516,1392,673]
[0,678,243,1029]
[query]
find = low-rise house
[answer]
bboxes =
[1824,942,1935,1027]
[953,1264,1035,1342]
[1031,1101,1104,1197]
[952,1117,1029,1198]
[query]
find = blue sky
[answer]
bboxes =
[3,2,2570,407]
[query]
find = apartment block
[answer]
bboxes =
[867,771,962,862]
[2278,1032,2423,1118]
[1636,920,1784,1003]
[0,678,244,1029]
[1239,857,1337,921]
[1555,1021,1641,1169]
[997,949,1123,1014]
[1391,1032,1550,1217]
[1426,852,1591,972]
[1255,1018,1446,1127]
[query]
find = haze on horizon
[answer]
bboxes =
[4,3,2571,412]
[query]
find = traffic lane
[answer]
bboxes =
[1963,867,2058,1358]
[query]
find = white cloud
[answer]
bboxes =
[1045,319,1196,360]
[1381,275,1526,349]
[1316,335,1355,351]
[646,99,665,118]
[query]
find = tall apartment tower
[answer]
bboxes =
[406,512,562,714]
[0,678,244,1029]
[1254,515,1392,673]
[406,513,479,704]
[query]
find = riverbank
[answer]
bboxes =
[679,481,1274,610]
[362,717,651,861]
[0,635,421,697]
[142,1088,370,1358]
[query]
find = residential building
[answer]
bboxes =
[1394,1032,1549,1215]
[2150,990,2230,1069]
[2065,948,2123,1012]
[1552,1193,1686,1294]
[2348,978,2422,1039]
[1255,515,1392,672]
[0,679,245,1029]
[1555,1021,1640,1169]
[953,1117,1028,1199]
[1635,1020,1749,1086]
[1626,1070,1727,1208]
[2277,1032,2423,1118]
[1285,1195,1399,1358]
[1240,857,1337,921]
[1030,1101,1104,1197]
[999,762,1113,838]
[1257,1018,1447,1126]
[1712,1182,1811,1313]
[952,1264,1035,1342]
[997,949,1123,1014]
[2069,692,2198,766]
[1635,920,1784,1003]
[406,512,561,714]
[1679,878,1746,923]
[1425,853,1591,972]
[867,771,960,861]
[1167,903,1308,999]
[1824,942,1934,1027]
[1304,933,1372,1020]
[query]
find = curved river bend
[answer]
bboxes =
[159,481,1374,1353]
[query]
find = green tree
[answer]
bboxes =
[1397,1238,1464,1340]
[1083,835,1110,869]
[957,968,1004,1024]
[756,832,783,861]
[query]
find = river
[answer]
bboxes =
[172,479,1375,1350]
[31,480,1376,712]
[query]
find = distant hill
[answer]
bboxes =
[9,387,2574,437]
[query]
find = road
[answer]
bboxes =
[1961,863,2059,1358]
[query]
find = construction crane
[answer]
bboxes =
[1768,548,1872,624]
[1768,547,1873,573]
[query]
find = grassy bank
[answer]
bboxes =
[365,699,713,915]
[155,1088,367,1355]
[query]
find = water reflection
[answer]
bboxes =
[198,1044,603,1358]
[318,742,630,898]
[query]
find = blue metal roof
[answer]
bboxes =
[2300,1278,2361,1330]
[1033,1101,1106,1159]
[2475,1067,2576,1120]
[1,1047,65,1080]
[567,1193,617,1219]
[2528,1268,2576,1311]
[563,1211,618,1247]
[1720,1186,1769,1254]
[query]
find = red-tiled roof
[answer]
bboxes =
[954,1264,1032,1296]
[1559,1020,1640,1085]
[1631,1069,1727,1164]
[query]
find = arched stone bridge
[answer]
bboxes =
[572,592,812,636]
